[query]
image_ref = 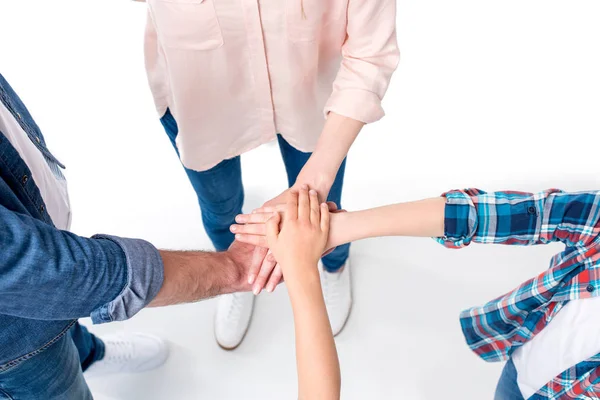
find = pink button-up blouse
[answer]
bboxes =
[144,0,399,171]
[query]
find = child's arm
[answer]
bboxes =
[326,198,445,249]
[266,187,341,400]
[232,197,445,250]
[233,189,600,252]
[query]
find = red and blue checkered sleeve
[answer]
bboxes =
[436,188,600,249]
[434,189,482,249]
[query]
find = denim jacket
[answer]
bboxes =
[0,73,164,370]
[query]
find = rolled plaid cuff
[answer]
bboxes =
[434,189,482,249]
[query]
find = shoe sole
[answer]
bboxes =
[215,297,255,351]
[332,292,353,337]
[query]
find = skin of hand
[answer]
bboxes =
[268,186,341,399]
[250,113,363,294]
[231,202,343,294]
[265,186,331,277]
[231,197,447,256]
[149,241,274,307]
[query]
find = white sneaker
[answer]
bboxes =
[84,333,169,378]
[214,292,255,350]
[320,259,353,336]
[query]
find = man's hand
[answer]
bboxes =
[226,241,277,293]
[149,242,274,308]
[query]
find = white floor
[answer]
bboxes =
[79,140,571,400]
[1,0,600,399]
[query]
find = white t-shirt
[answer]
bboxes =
[0,103,71,230]
[512,296,600,398]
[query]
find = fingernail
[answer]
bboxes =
[301,184,308,190]
[235,215,243,223]
[248,274,255,284]
[235,234,242,240]
[267,285,274,293]
[310,190,317,195]
[231,225,237,232]
[253,286,260,295]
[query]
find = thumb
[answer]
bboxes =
[266,212,281,246]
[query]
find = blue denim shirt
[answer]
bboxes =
[0,73,164,370]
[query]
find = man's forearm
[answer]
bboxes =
[149,251,243,307]
[328,197,446,249]
[295,113,363,199]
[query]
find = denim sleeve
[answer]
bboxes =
[0,204,164,322]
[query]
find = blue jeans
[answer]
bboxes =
[161,109,350,271]
[495,358,525,400]
[0,323,103,399]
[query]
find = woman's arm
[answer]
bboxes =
[265,0,399,205]
[292,113,363,200]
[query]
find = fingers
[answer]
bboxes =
[252,250,278,295]
[230,222,266,236]
[266,212,281,247]
[298,186,310,221]
[327,201,338,212]
[234,234,269,248]
[309,189,320,225]
[285,190,299,221]
[265,264,283,293]
[248,246,268,285]
[251,204,287,214]
[235,212,274,224]
[320,202,330,233]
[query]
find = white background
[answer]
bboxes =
[1,1,600,399]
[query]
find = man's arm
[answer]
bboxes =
[150,241,261,307]
[0,204,259,322]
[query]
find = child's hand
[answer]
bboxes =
[265,186,330,276]
[231,202,343,252]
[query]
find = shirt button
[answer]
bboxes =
[21,175,28,184]
[36,137,41,143]
[40,204,45,213]
[17,112,22,119]
[527,206,536,215]
[587,284,595,293]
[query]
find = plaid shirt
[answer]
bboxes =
[437,189,600,399]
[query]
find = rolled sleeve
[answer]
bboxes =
[324,88,384,124]
[435,190,480,249]
[90,235,164,324]
[324,0,399,124]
